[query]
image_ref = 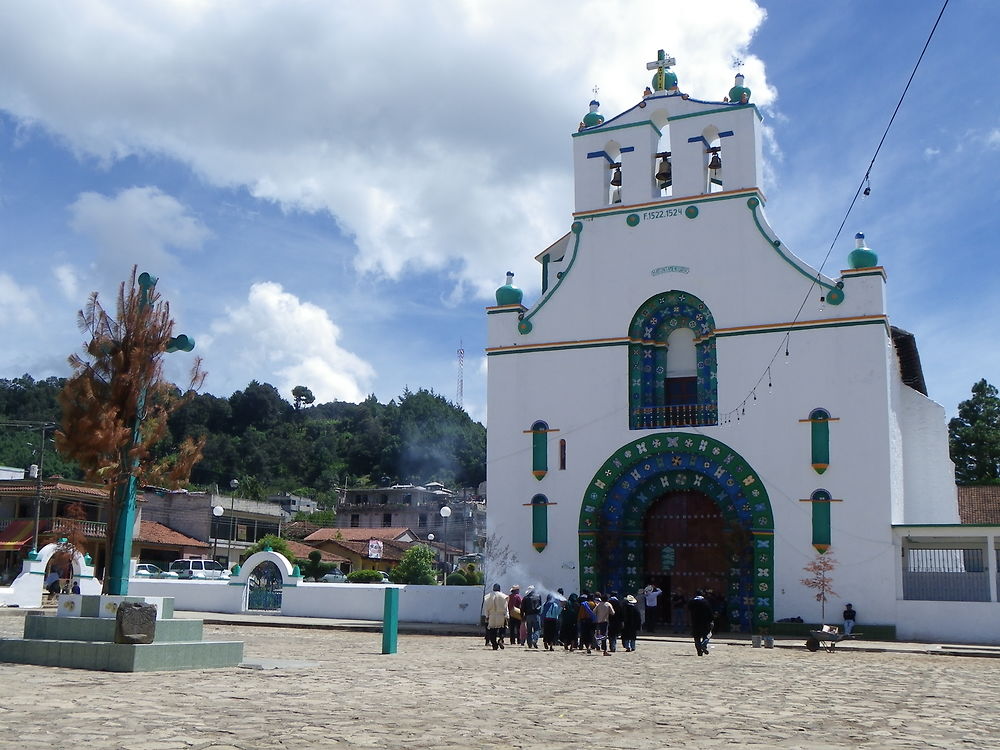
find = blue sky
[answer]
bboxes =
[0,1,996,424]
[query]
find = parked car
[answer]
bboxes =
[168,559,230,580]
[320,568,347,583]
[134,563,163,578]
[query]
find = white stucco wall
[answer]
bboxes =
[486,82,972,642]
[896,384,959,524]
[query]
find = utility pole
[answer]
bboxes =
[29,424,53,558]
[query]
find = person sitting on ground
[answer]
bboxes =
[44,570,61,600]
[843,603,857,636]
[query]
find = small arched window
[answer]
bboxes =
[807,408,833,474]
[559,439,567,470]
[527,421,550,480]
[628,291,718,429]
[527,494,555,552]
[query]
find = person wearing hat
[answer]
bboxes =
[507,585,523,645]
[483,584,509,650]
[843,603,857,636]
[607,594,623,653]
[687,589,714,656]
[620,595,641,652]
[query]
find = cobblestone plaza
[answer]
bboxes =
[0,615,996,749]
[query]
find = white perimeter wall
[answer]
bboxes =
[894,600,1000,645]
[128,579,484,625]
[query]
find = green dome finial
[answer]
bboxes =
[495,272,523,306]
[728,72,751,104]
[848,232,879,269]
[579,100,604,131]
[647,49,678,92]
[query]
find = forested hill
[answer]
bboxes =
[0,375,486,506]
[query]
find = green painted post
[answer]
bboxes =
[382,587,399,654]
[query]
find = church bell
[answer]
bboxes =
[610,165,622,187]
[655,156,672,187]
[708,151,722,171]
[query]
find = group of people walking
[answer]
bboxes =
[483,583,719,656]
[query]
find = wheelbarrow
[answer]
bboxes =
[805,625,860,652]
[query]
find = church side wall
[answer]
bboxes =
[896,384,959,524]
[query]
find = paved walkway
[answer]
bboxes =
[1,610,998,749]
[168,610,1000,658]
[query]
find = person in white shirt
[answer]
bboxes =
[643,585,663,632]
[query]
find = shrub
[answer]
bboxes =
[446,571,468,586]
[462,565,482,585]
[347,569,385,583]
[390,544,439,585]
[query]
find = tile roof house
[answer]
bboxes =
[957,486,1000,524]
[303,526,420,544]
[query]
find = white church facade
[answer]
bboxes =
[486,54,999,643]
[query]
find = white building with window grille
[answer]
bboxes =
[486,55,999,644]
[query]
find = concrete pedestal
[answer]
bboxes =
[0,595,243,672]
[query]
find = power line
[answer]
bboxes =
[721,0,950,424]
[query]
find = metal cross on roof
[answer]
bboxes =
[646,49,676,72]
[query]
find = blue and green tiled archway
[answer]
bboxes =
[628,291,718,429]
[579,432,774,633]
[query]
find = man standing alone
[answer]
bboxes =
[687,589,714,656]
[643,584,662,632]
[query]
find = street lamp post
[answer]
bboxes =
[440,505,451,585]
[106,272,196,596]
[226,479,239,566]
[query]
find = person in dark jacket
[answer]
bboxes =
[607,594,624,652]
[620,595,642,651]
[521,585,542,649]
[560,594,579,650]
[687,589,715,656]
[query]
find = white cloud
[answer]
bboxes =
[200,281,375,402]
[923,146,941,159]
[68,186,210,278]
[0,273,41,326]
[0,0,773,301]
[986,128,1000,149]
[53,264,80,301]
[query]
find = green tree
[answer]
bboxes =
[244,534,294,565]
[389,543,437,585]
[301,549,332,581]
[292,385,315,411]
[949,379,1000,485]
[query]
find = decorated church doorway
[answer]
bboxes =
[643,489,752,632]
[579,433,774,633]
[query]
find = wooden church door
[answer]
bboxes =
[643,490,746,630]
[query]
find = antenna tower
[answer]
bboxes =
[456,340,465,410]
